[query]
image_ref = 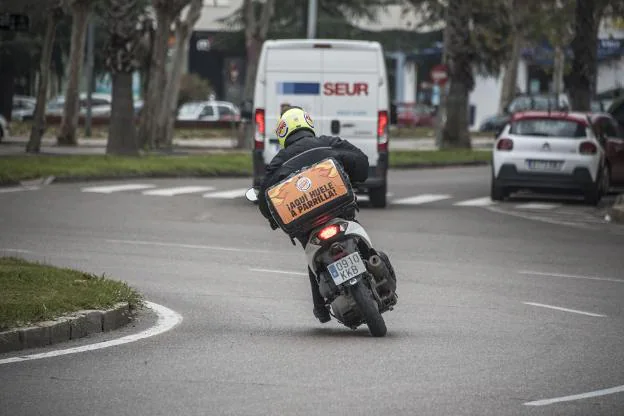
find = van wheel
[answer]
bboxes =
[369,185,387,208]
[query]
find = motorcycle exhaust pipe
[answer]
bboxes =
[367,254,391,281]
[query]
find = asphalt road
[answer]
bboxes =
[1,166,623,416]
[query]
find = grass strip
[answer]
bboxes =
[390,149,492,168]
[0,153,253,184]
[0,257,142,331]
[0,150,491,184]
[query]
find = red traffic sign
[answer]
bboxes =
[430,64,448,85]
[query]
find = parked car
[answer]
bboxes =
[607,96,624,130]
[491,111,610,205]
[46,93,113,117]
[589,112,624,186]
[0,114,8,141]
[480,93,604,134]
[176,100,241,122]
[396,103,435,128]
[12,95,36,121]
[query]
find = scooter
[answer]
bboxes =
[245,185,398,337]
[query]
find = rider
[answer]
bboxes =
[257,106,370,323]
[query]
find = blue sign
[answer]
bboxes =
[276,82,320,95]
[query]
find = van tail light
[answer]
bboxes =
[579,141,597,155]
[254,108,265,150]
[496,137,513,151]
[377,110,389,152]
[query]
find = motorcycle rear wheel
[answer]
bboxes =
[351,282,387,337]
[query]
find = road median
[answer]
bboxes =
[0,150,491,186]
[0,257,142,354]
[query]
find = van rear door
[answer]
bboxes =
[320,48,381,166]
[263,48,323,165]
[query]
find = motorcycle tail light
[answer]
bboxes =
[318,224,340,240]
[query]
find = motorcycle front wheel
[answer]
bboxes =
[351,281,387,337]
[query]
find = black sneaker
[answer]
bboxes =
[313,305,331,323]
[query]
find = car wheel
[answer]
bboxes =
[602,164,611,196]
[490,175,507,201]
[584,165,606,206]
[369,184,387,208]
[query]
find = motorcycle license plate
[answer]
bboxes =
[327,252,367,285]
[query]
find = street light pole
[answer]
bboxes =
[307,0,317,39]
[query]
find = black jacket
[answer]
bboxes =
[258,129,369,226]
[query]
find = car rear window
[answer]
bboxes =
[509,118,586,138]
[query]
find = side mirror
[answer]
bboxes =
[245,188,259,202]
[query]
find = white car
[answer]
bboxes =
[176,100,241,122]
[491,111,610,205]
[0,114,8,141]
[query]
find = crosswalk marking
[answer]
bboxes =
[142,186,215,196]
[202,188,249,199]
[81,184,156,193]
[453,197,495,207]
[393,194,451,205]
[0,186,40,193]
[355,192,393,202]
[515,202,561,210]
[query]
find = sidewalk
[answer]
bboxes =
[0,136,494,155]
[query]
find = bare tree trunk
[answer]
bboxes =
[27,9,61,153]
[552,45,565,98]
[107,72,139,155]
[137,8,171,150]
[157,0,202,151]
[569,0,604,111]
[441,0,473,149]
[499,32,521,114]
[57,0,90,146]
[237,0,275,150]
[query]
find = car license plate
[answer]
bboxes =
[327,252,367,285]
[526,160,562,170]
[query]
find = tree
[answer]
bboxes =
[137,0,190,150]
[155,0,203,151]
[27,5,65,153]
[406,0,511,148]
[102,0,149,155]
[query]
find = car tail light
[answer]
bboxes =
[318,224,340,241]
[377,110,389,151]
[579,141,597,154]
[254,108,265,150]
[496,137,513,151]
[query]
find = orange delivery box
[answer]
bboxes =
[266,158,356,234]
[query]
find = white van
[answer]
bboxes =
[251,39,390,207]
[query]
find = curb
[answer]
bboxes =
[0,161,491,188]
[391,160,491,170]
[608,194,624,224]
[0,302,136,354]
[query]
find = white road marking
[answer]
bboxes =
[355,192,394,202]
[0,186,40,193]
[202,188,248,199]
[454,196,495,206]
[393,194,452,205]
[0,248,33,254]
[142,186,215,196]
[515,202,561,210]
[249,268,308,276]
[524,384,624,406]
[523,302,606,317]
[0,301,182,366]
[104,238,276,254]
[518,270,624,284]
[81,184,156,193]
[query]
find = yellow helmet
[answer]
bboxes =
[275,107,315,148]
